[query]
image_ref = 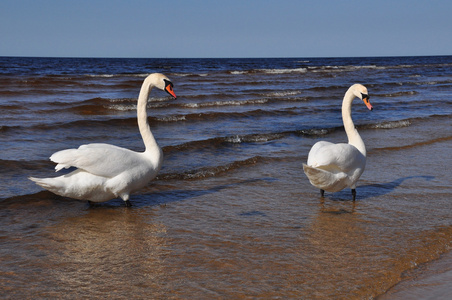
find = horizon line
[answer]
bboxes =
[1,54,451,60]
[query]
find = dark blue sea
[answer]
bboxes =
[1,56,451,298]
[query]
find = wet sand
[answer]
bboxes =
[378,250,452,299]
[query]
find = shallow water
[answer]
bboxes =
[1,56,451,298]
[378,250,452,300]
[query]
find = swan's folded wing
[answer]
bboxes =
[308,143,363,173]
[50,143,143,177]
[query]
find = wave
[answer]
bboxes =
[222,62,448,79]
[9,91,307,115]
[3,108,298,133]
[307,62,452,74]
[190,61,452,77]
[161,116,446,155]
[157,156,264,180]
[378,91,418,97]
[72,101,130,115]
[179,99,269,108]
[262,90,302,97]
[0,159,51,173]
[373,136,452,152]
[172,72,209,77]
[371,79,452,90]
[0,124,20,132]
[308,65,382,73]
[84,73,149,78]
[3,107,301,133]
[259,68,308,74]
[155,95,305,110]
[362,120,412,129]
[133,108,303,123]
[0,191,64,204]
[225,63,449,76]
[6,102,450,139]
[162,129,334,155]
[362,114,451,131]
[21,96,170,114]
[163,135,283,154]
[159,108,300,123]
[228,68,308,75]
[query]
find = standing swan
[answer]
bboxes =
[30,73,177,206]
[303,84,373,201]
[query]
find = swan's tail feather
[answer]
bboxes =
[303,164,330,188]
[29,173,114,202]
[28,176,70,198]
[303,164,348,193]
[29,177,59,191]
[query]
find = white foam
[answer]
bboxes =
[231,71,247,75]
[264,91,301,97]
[372,120,412,129]
[106,104,136,111]
[85,74,115,78]
[158,115,186,122]
[260,68,307,74]
[184,99,268,108]
[226,136,242,143]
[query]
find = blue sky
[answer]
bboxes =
[1,0,451,58]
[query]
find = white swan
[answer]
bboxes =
[303,84,373,201]
[29,73,176,206]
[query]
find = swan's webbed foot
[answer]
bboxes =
[125,200,132,207]
[351,189,356,201]
[320,189,325,197]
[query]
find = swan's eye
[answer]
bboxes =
[163,79,174,92]
[163,79,173,88]
[361,93,369,102]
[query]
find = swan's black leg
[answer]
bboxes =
[351,189,356,201]
[320,189,325,197]
[125,200,132,207]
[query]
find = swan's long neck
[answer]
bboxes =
[342,88,366,156]
[137,79,159,154]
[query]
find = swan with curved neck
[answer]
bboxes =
[30,73,176,206]
[303,84,373,201]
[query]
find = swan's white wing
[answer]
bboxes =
[307,141,333,166]
[307,142,364,174]
[50,143,145,178]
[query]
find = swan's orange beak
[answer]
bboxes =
[165,84,177,99]
[363,97,373,110]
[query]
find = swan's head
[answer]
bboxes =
[352,84,372,111]
[147,73,177,99]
